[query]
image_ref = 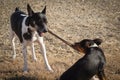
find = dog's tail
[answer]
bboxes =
[15,7,20,12]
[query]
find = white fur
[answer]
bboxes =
[90,43,98,47]
[31,43,37,61]
[10,31,16,59]
[10,16,53,72]
[22,17,28,35]
[91,76,99,80]
[21,14,27,16]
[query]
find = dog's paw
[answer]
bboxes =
[49,69,54,72]
[12,55,16,59]
[23,70,28,74]
[45,65,54,72]
[47,67,54,72]
[23,67,28,73]
[33,58,37,62]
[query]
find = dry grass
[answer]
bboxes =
[0,0,120,80]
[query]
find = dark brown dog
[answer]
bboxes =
[59,38,107,80]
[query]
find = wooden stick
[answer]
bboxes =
[48,29,75,49]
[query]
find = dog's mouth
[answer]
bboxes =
[37,29,48,37]
[39,32,44,37]
[39,30,48,36]
[72,44,85,54]
[37,30,44,37]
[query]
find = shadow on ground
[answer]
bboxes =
[5,76,38,80]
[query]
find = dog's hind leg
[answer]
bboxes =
[31,43,37,61]
[10,31,16,59]
[38,37,53,72]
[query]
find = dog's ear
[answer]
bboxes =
[42,6,46,14]
[15,7,19,12]
[93,38,103,45]
[27,4,34,16]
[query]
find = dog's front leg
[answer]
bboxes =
[31,43,37,61]
[38,37,53,72]
[22,43,28,72]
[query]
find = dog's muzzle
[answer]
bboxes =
[37,28,48,36]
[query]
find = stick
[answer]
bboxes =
[48,29,75,50]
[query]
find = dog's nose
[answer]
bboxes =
[43,29,48,33]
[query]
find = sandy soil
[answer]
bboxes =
[0,0,120,80]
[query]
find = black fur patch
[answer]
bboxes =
[23,28,32,40]
[10,11,26,43]
[25,17,30,26]
[25,17,35,27]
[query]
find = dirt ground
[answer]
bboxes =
[0,0,120,80]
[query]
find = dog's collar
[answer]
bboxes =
[21,14,27,16]
[90,43,98,47]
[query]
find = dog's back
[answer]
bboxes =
[59,39,106,80]
[10,8,26,42]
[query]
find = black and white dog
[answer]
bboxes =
[10,4,53,72]
[58,38,107,80]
